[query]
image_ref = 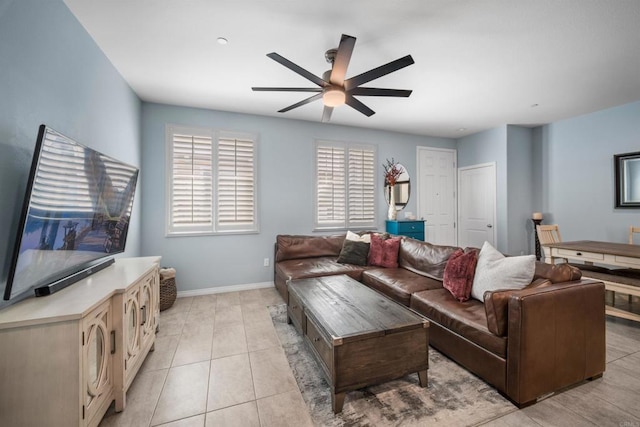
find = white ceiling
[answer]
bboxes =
[64,0,640,138]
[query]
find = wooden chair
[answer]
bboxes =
[536,224,562,263]
[630,226,640,244]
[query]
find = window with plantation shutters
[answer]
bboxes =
[315,141,376,230]
[166,125,258,235]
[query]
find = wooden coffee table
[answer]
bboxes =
[287,274,429,413]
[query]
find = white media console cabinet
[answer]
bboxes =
[0,256,161,427]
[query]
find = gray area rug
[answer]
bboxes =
[269,304,516,427]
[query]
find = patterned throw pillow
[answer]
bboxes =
[368,233,402,268]
[337,231,371,265]
[443,248,479,302]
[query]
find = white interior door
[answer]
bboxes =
[458,163,496,248]
[417,147,456,245]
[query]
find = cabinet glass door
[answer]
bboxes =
[125,292,140,366]
[83,301,112,424]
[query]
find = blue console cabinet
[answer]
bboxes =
[386,220,425,241]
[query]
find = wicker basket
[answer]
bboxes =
[159,271,177,311]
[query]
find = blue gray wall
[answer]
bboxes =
[506,125,534,256]
[457,125,534,256]
[457,126,509,251]
[0,0,142,304]
[141,103,455,291]
[534,100,640,243]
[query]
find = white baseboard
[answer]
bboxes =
[176,281,275,298]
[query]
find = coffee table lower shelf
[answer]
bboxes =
[287,275,429,413]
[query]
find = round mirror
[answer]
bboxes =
[384,163,410,210]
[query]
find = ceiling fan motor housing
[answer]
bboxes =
[325,48,338,64]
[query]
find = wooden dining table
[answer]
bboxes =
[544,240,640,268]
[544,240,640,322]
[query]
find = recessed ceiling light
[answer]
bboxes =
[217,37,228,45]
[531,103,539,108]
[457,128,467,132]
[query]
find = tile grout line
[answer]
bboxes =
[147,301,190,427]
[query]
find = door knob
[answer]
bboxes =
[487,224,493,228]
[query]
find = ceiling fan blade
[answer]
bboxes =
[266,53,327,87]
[345,95,375,117]
[252,87,322,92]
[344,55,415,91]
[330,34,356,86]
[278,93,323,113]
[349,88,412,97]
[322,106,333,122]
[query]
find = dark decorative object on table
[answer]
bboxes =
[532,212,543,261]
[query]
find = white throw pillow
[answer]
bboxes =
[346,230,371,243]
[470,241,536,302]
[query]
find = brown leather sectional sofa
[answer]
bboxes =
[274,233,606,407]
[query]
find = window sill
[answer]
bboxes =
[312,226,376,233]
[165,229,259,237]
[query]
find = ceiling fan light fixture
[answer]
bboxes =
[323,88,345,107]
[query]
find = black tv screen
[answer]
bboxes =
[3,125,139,300]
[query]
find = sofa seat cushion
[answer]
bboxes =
[275,256,370,282]
[411,289,507,358]
[361,268,443,306]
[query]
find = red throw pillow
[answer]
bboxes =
[443,248,478,302]
[368,234,401,268]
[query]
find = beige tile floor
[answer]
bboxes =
[100,287,312,427]
[100,288,640,427]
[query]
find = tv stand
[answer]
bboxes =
[0,256,161,427]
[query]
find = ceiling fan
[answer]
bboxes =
[252,34,414,122]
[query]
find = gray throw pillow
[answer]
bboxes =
[337,231,371,266]
[470,241,535,302]
[337,240,370,265]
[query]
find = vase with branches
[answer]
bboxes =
[383,159,404,220]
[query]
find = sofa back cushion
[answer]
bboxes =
[275,234,345,262]
[398,237,460,280]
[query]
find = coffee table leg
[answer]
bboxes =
[332,392,346,413]
[418,370,428,387]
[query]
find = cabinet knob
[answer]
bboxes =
[313,337,321,342]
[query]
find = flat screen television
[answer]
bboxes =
[3,125,139,301]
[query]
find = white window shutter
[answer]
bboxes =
[348,146,376,226]
[216,136,257,231]
[316,143,346,228]
[168,129,213,233]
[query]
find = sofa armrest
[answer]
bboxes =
[506,279,605,406]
